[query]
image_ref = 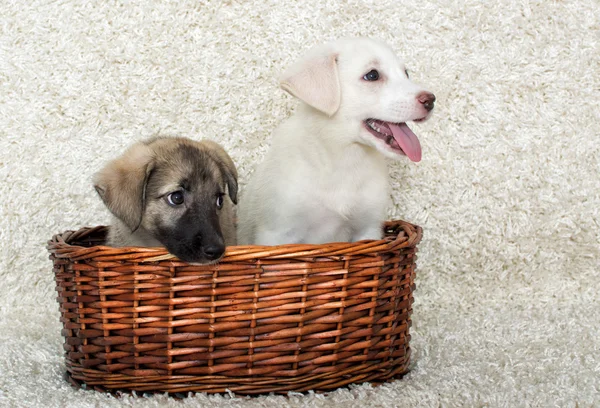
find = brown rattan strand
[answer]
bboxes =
[48,220,421,395]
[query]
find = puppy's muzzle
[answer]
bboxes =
[417,92,436,112]
[202,244,225,261]
[161,220,227,264]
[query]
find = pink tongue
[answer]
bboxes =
[388,122,422,162]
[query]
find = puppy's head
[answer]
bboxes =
[280,37,435,162]
[94,137,238,264]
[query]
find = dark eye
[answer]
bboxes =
[216,195,224,209]
[363,69,379,81]
[166,191,184,206]
[405,69,410,78]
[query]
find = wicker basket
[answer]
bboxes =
[47,220,421,395]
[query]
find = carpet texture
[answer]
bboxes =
[0,0,598,407]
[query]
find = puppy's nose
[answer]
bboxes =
[417,92,436,112]
[203,244,225,260]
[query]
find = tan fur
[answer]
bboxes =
[94,137,237,263]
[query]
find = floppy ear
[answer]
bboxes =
[202,140,239,204]
[279,45,340,116]
[93,143,155,231]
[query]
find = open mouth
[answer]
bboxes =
[364,119,422,162]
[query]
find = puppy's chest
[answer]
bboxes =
[316,166,389,218]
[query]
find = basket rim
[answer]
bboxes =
[47,219,422,262]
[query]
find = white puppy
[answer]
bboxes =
[238,38,435,245]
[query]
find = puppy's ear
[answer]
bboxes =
[202,140,239,204]
[279,45,340,116]
[93,143,155,231]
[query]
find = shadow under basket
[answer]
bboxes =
[47,220,422,396]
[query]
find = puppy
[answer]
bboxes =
[237,38,435,245]
[94,136,238,263]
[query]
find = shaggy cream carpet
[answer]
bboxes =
[0,0,598,407]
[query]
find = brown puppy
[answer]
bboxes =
[93,136,237,263]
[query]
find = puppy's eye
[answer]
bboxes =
[216,195,224,209]
[166,191,185,206]
[405,69,410,78]
[363,69,379,81]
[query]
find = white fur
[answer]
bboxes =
[238,38,433,245]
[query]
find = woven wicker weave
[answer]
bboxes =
[48,220,421,395]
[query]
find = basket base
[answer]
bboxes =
[63,349,411,396]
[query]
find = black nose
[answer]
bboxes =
[417,92,436,112]
[203,245,225,261]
